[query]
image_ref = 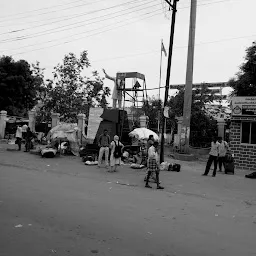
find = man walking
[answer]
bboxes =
[145,141,164,189]
[218,136,229,172]
[202,137,220,177]
[98,129,111,168]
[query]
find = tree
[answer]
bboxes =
[167,84,218,147]
[0,56,44,116]
[228,41,256,96]
[37,51,110,123]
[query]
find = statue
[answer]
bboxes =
[103,69,124,109]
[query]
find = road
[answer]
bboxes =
[0,146,256,256]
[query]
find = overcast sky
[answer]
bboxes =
[1,0,255,102]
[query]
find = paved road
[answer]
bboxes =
[0,147,256,256]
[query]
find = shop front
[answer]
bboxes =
[230,97,256,170]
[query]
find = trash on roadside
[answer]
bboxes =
[147,232,152,235]
[215,214,219,217]
[130,163,145,169]
[15,224,23,228]
[85,161,98,165]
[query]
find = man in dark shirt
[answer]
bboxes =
[98,129,111,168]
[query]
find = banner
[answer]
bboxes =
[231,97,256,116]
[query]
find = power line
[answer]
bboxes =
[0,0,90,19]
[0,0,143,23]
[0,0,156,40]
[10,10,163,56]
[3,5,160,51]
[0,0,239,43]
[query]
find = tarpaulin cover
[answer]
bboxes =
[47,123,81,156]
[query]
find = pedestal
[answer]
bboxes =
[175,116,183,147]
[77,113,86,144]
[0,110,7,139]
[139,115,148,128]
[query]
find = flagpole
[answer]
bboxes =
[158,39,163,134]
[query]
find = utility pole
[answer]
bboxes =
[160,0,179,163]
[181,0,197,153]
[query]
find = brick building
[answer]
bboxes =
[230,97,256,170]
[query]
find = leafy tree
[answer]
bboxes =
[167,84,218,146]
[37,51,110,123]
[228,41,256,96]
[0,56,44,116]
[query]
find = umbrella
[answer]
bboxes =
[129,128,159,141]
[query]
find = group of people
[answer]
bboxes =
[15,124,35,152]
[97,130,164,189]
[203,136,230,177]
[97,129,124,173]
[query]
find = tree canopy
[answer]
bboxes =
[0,56,44,116]
[37,51,110,123]
[228,41,256,96]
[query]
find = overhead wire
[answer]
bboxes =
[0,0,149,30]
[0,0,144,23]
[4,0,254,56]
[0,0,90,19]
[10,9,163,56]
[4,4,161,52]
[0,0,157,40]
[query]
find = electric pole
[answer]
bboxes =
[160,0,179,163]
[181,0,197,153]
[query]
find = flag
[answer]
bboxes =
[161,40,167,57]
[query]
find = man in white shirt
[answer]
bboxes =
[22,124,28,139]
[145,141,164,189]
[15,125,22,150]
[218,137,229,172]
[202,137,220,177]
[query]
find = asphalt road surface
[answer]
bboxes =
[0,148,256,256]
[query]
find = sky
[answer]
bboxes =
[1,0,256,105]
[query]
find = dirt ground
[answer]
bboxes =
[0,143,256,256]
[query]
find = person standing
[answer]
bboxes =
[218,137,229,172]
[202,137,220,177]
[15,125,22,151]
[24,127,33,152]
[109,135,124,172]
[22,123,28,140]
[98,129,111,168]
[145,141,164,189]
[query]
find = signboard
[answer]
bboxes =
[231,97,256,116]
[87,108,104,143]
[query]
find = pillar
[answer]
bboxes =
[77,113,86,141]
[28,110,36,132]
[0,110,7,139]
[139,115,148,128]
[51,113,60,128]
[217,118,225,139]
[177,117,183,139]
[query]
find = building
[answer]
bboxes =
[229,97,256,170]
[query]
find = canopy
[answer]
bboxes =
[47,123,81,156]
[129,128,159,141]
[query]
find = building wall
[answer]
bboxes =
[230,120,256,170]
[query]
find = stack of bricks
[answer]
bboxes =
[230,120,256,170]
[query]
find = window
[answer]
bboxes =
[241,122,256,144]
